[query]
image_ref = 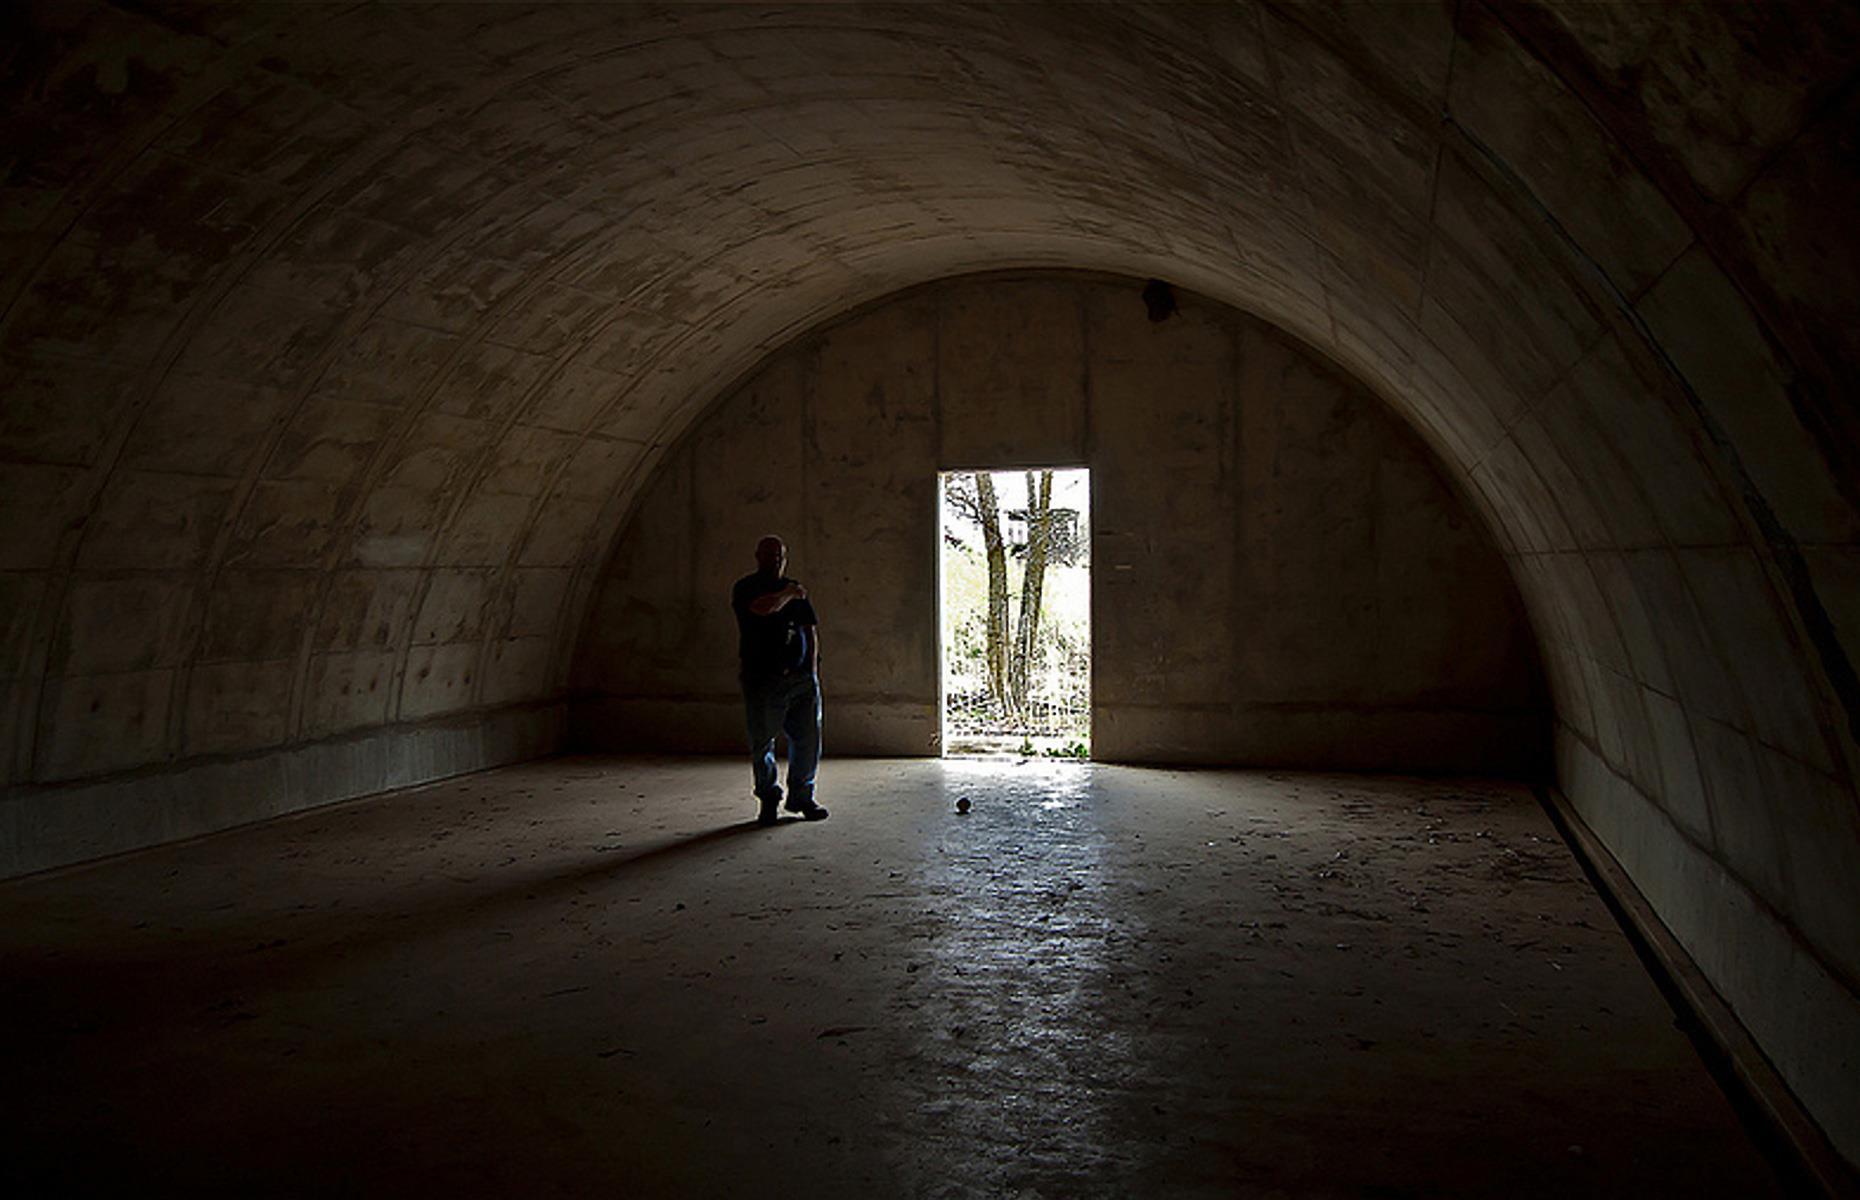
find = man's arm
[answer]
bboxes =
[747,581,806,616]
[804,624,819,676]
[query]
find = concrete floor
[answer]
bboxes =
[1,757,1782,1198]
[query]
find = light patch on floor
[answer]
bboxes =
[0,757,1780,1196]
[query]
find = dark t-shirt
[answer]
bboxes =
[732,572,819,679]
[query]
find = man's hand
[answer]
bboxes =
[747,582,806,616]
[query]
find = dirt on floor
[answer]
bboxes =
[0,756,1784,1197]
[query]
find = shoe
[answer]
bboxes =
[756,794,780,826]
[785,797,829,821]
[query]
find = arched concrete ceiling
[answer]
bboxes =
[1,0,1850,766]
[3,0,1860,1162]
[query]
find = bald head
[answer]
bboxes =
[754,536,786,576]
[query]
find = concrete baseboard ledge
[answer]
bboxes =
[1538,785,1860,1198]
[0,702,568,880]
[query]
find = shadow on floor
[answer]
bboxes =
[0,811,810,1003]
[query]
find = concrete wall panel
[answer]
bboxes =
[182,659,294,756]
[581,274,1543,774]
[806,299,939,744]
[36,669,175,780]
[304,649,395,738]
[227,480,345,569]
[937,280,1086,469]
[399,642,480,722]
[122,376,289,479]
[316,569,420,654]
[53,574,197,676]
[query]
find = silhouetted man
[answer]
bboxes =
[732,535,827,825]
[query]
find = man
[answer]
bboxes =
[731,535,827,825]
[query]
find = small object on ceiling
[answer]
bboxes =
[1142,278,1177,322]
[956,796,972,814]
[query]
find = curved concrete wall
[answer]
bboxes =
[577,272,1545,772]
[0,0,1855,1164]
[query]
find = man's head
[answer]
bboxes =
[754,535,786,576]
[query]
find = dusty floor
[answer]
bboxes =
[0,756,1783,1197]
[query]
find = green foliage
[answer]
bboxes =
[943,469,1093,747]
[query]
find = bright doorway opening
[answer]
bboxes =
[938,468,1091,758]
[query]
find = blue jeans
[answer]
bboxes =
[743,671,821,804]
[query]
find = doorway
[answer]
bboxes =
[938,468,1091,757]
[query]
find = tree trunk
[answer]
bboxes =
[973,472,1012,715]
[1010,469,1054,720]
